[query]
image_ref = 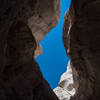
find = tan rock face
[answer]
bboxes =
[28,0,60,42]
[0,0,60,99]
[28,0,60,57]
[63,0,100,100]
[34,43,42,58]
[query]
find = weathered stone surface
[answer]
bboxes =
[0,0,60,99]
[34,43,42,58]
[54,61,75,100]
[0,0,60,70]
[63,0,100,100]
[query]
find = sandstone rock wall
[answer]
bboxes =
[63,0,100,100]
[0,0,60,99]
[1,0,100,99]
[0,0,60,71]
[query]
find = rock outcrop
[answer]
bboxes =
[0,0,60,70]
[54,61,75,100]
[0,0,60,99]
[34,43,42,58]
[63,0,100,100]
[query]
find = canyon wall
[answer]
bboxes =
[0,0,60,99]
[0,0,100,100]
[63,0,100,100]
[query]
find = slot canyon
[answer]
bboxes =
[0,0,100,100]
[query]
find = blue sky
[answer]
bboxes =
[36,0,71,89]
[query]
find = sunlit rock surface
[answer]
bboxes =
[54,61,75,100]
[28,0,60,42]
[34,43,42,58]
[63,0,100,100]
[0,0,60,99]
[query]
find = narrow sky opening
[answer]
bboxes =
[36,0,71,89]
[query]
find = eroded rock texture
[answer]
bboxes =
[63,0,100,100]
[54,61,75,100]
[0,0,60,99]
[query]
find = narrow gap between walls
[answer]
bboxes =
[35,0,71,89]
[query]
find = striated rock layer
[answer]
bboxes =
[0,0,60,99]
[63,0,100,100]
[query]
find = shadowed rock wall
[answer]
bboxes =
[0,0,60,99]
[63,0,100,100]
[0,0,60,71]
